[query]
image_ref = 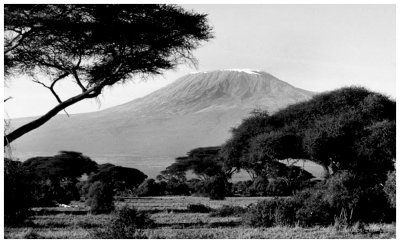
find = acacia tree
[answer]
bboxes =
[221,87,395,180]
[4,4,213,145]
[159,146,232,181]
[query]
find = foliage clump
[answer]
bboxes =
[24,151,98,206]
[86,181,115,214]
[92,205,153,239]
[243,171,395,228]
[4,159,34,225]
[243,197,299,227]
[88,163,147,193]
[187,204,213,213]
[383,170,396,209]
[205,174,229,200]
[221,87,395,181]
[134,179,164,197]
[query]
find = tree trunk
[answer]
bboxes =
[4,86,100,146]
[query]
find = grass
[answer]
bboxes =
[4,196,396,239]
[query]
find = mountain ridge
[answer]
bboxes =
[97,69,314,116]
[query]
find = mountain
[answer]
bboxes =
[9,69,315,177]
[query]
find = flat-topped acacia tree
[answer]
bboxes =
[4,4,213,145]
[220,87,395,180]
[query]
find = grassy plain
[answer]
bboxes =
[4,196,396,239]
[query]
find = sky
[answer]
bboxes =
[3,4,396,118]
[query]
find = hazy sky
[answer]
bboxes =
[4,4,396,118]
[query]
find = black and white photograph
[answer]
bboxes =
[2,1,397,239]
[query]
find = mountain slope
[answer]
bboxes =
[9,70,314,176]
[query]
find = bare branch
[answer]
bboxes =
[33,79,50,89]
[72,70,87,92]
[33,72,71,116]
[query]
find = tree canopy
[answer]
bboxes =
[4,4,213,145]
[221,87,395,180]
[23,151,98,179]
[159,146,226,181]
[88,163,148,192]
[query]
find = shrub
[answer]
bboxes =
[323,171,362,225]
[190,179,208,196]
[232,180,253,196]
[135,179,163,196]
[93,205,153,239]
[205,175,228,200]
[86,181,114,214]
[164,179,190,196]
[209,205,246,217]
[383,170,396,208]
[4,158,33,225]
[22,229,40,239]
[243,197,299,227]
[324,171,393,224]
[266,177,290,196]
[294,187,334,227]
[247,176,269,196]
[187,203,213,213]
[30,179,59,207]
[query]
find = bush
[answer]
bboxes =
[243,185,335,228]
[383,170,396,208]
[324,171,393,224]
[30,179,59,207]
[190,179,208,196]
[86,181,114,214]
[294,187,334,227]
[247,176,269,196]
[135,179,164,196]
[187,203,213,213]
[93,205,153,239]
[205,175,228,200]
[4,159,33,225]
[209,205,246,217]
[232,180,253,196]
[243,197,299,227]
[265,177,290,196]
[22,229,40,239]
[244,170,395,228]
[164,179,190,196]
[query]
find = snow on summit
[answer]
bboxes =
[189,69,261,75]
[224,69,261,75]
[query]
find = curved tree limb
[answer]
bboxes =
[4,85,103,146]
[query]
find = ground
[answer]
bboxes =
[4,196,396,239]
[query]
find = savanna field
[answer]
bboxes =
[3,4,397,240]
[4,196,396,239]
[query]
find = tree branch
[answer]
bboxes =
[32,79,50,89]
[4,85,103,146]
[4,28,33,54]
[72,70,87,92]
[33,72,70,116]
